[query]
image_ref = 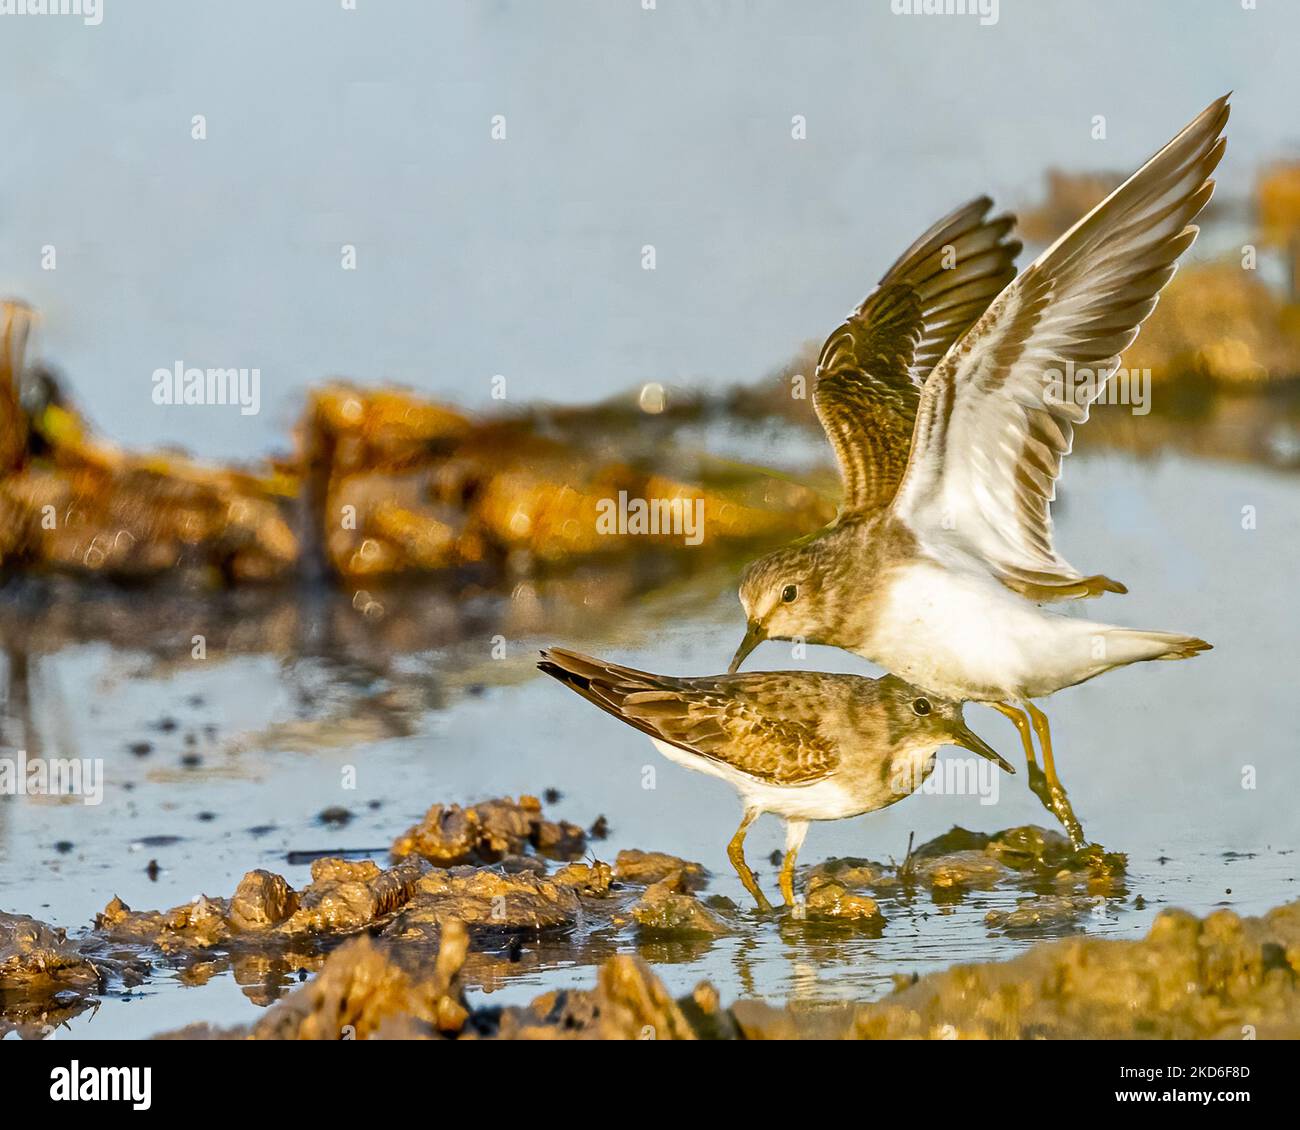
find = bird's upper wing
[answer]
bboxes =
[813,197,1021,517]
[889,96,1229,599]
[538,648,839,785]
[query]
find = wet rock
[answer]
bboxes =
[384,867,580,939]
[807,857,890,889]
[588,954,698,1039]
[803,876,885,925]
[532,814,587,858]
[317,806,352,828]
[551,860,613,897]
[628,876,729,939]
[913,850,1012,893]
[614,849,707,891]
[985,894,1104,932]
[984,825,1128,887]
[679,980,742,1040]
[0,913,147,1036]
[909,826,992,858]
[900,825,1124,896]
[500,854,548,876]
[493,954,701,1040]
[97,894,230,953]
[0,913,104,1006]
[276,857,427,936]
[848,901,1300,1039]
[229,870,299,932]
[251,919,472,1040]
[392,795,586,866]
[97,858,427,952]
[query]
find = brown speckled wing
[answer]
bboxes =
[538,648,839,786]
[814,197,1020,516]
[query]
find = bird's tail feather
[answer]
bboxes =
[1104,629,1213,664]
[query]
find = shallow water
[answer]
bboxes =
[1,442,1298,1039]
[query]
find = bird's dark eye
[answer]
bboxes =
[911,698,931,716]
[781,584,798,603]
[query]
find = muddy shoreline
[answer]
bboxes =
[4,793,1294,1040]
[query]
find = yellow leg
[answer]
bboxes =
[990,701,1038,769]
[728,808,772,912]
[1023,701,1087,850]
[779,820,809,911]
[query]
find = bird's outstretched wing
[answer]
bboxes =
[814,197,1021,516]
[889,96,1229,601]
[538,648,838,785]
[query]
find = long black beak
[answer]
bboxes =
[727,621,766,673]
[952,724,1015,775]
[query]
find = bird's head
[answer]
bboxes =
[729,541,832,672]
[875,676,1015,776]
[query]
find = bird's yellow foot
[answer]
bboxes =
[779,820,809,917]
[1023,701,1087,851]
[728,809,773,913]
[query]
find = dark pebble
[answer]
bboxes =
[318,806,352,827]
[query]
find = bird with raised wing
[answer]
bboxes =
[728,97,1227,847]
[538,647,1012,911]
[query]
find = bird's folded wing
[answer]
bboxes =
[617,676,839,785]
[889,95,1229,598]
[814,197,1020,516]
[539,649,837,785]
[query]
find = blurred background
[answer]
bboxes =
[1,0,1298,457]
[1,1,1299,1039]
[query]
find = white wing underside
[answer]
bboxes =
[890,96,1230,594]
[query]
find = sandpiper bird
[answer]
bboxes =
[728,97,1227,847]
[538,647,1011,911]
